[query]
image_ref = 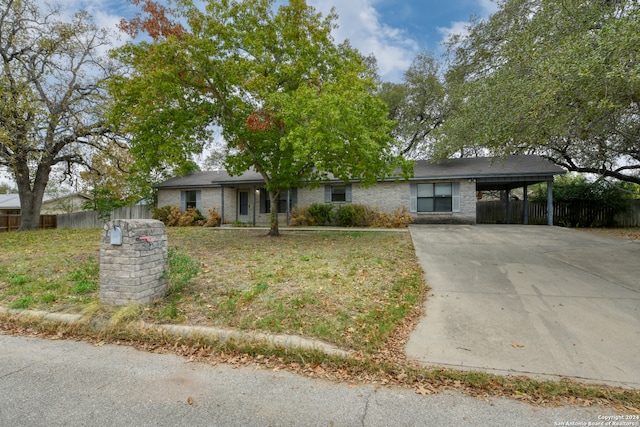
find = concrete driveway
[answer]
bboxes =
[405,225,640,389]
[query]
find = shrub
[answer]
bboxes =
[204,208,222,227]
[368,206,414,228]
[153,206,176,224]
[291,204,414,228]
[307,203,334,225]
[155,206,205,227]
[166,206,183,226]
[392,206,414,228]
[370,210,394,228]
[178,208,205,226]
[353,204,374,226]
[290,206,316,226]
[336,204,357,226]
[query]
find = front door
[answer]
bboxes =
[238,191,249,223]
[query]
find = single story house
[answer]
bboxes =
[156,155,565,226]
[0,193,91,215]
[0,194,21,215]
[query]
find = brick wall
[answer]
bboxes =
[156,179,477,225]
[99,219,168,306]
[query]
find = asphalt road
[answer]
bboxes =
[0,334,622,427]
[406,225,640,389]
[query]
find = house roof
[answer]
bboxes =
[0,194,21,210]
[0,193,92,210]
[156,155,565,190]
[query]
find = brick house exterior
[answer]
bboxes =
[156,155,565,226]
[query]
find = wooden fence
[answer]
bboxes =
[477,200,640,227]
[0,214,57,232]
[57,205,153,229]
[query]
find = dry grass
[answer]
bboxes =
[576,227,640,240]
[0,227,425,353]
[150,228,424,353]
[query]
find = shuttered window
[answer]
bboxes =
[324,184,352,203]
[410,182,460,213]
[181,190,201,211]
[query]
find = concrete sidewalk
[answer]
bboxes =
[406,225,640,389]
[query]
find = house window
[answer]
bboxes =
[324,184,352,203]
[411,182,460,213]
[260,188,297,214]
[181,190,201,211]
[417,183,452,212]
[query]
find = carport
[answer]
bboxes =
[467,156,566,225]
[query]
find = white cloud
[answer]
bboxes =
[309,0,419,82]
[436,0,499,49]
[479,0,500,15]
[59,0,133,47]
[436,21,471,46]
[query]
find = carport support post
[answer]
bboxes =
[523,184,529,225]
[547,180,554,226]
[505,189,511,224]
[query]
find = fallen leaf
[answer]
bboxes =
[415,385,432,396]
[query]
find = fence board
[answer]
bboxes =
[477,200,640,227]
[56,205,153,229]
[0,215,57,232]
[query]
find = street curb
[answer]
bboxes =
[0,307,350,358]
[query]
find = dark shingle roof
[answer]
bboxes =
[156,155,565,189]
[410,155,565,180]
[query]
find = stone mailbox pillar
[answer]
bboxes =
[100,219,168,306]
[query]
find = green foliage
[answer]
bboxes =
[9,295,35,309]
[68,258,100,295]
[378,51,447,158]
[307,203,334,225]
[167,246,201,292]
[532,175,634,227]
[109,0,412,235]
[293,204,414,228]
[440,0,640,184]
[335,204,357,227]
[0,182,16,194]
[82,188,129,221]
[335,204,371,227]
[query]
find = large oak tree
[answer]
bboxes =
[438,0,640,184]
[110,0,410,236]
[378,51,447,159]
[0,0,120,230]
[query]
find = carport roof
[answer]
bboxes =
[156,155,565,189]
[411,155,565,191]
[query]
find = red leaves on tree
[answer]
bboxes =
[245,110,284,132]
[118,0,185,41]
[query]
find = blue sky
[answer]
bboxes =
[65,0,499,82]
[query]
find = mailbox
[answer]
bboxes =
[110,225,123,245]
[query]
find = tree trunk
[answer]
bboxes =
[267,190,280,236]
[15,161,51,231]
